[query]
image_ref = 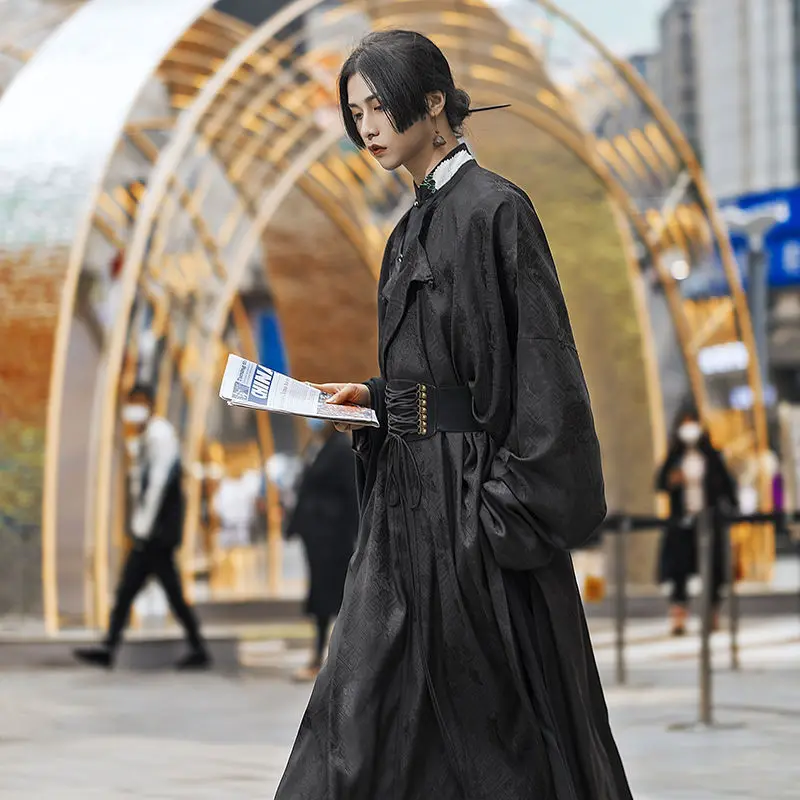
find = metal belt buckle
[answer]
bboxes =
[417,383,428,435]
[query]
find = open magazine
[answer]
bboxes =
[219,354,380,428]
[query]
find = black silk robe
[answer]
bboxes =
[275,159,633,799]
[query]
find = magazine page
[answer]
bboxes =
[219,354,379,428]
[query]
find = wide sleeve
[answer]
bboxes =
[352,376,388,510]
[456,192,606,571]
[131,418,180,540]
[352,377,387,461]
[655,446,681,492]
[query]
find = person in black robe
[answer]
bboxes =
[276,30,632,799]
[655,408,737,635]
[285,420,358,681]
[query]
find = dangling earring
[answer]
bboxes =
[432,115,446,148]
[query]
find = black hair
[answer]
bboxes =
[674,405,700,428]
[338,30,471,149]
[128,383,155,406]
[669,403,711,451]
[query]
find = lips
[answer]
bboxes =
[368,145,386,155]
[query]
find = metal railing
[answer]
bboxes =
[599,508,800,727]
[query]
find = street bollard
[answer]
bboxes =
[613,515,630,686]
[727,517,740,671]
[697,508,715,726]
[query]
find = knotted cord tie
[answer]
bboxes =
[384,382,424,509]
[383,382,469,788]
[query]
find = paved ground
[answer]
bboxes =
[0,616,797,799]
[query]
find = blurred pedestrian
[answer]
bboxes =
[275,29,632,800]
[214,469,262,549]
[656,408,737,636]
[285,419,358,682]
[74,384,210,670]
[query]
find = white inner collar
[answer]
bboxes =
[427,144,475,194]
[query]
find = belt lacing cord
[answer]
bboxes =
[383,381,467,793]
[385,383,423,509]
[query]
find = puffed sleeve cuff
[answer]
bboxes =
[479,475,555,570]
[352,377,387,462]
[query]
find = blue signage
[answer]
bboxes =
[721,186,800,288]
[682,185,800,299]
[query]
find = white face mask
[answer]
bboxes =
[678,422,702,445]
[122,403,150,426]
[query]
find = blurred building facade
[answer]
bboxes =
[592,52,660,141]
[617,0,800,411]
[583,0,800,438]
[658,0,702,158]
[696,0,796,198]
[694,0,800,406]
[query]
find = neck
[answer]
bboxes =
[405,136,460,186]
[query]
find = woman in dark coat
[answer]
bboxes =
[656,409,737,635]
[276,30,632,799]
[286,420,358,680]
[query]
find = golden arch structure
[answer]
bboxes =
[0,0,770,634]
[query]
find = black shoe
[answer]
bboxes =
[73,646,113,669]
[175,649,211,671]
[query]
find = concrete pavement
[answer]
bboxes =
[0,616,797,798]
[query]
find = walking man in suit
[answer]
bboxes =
[75,384,210,670]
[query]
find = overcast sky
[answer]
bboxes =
[556,0,668,56]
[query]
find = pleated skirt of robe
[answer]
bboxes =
[274,431,632,800]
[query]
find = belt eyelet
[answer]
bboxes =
[414,383,430,436]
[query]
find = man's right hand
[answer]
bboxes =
[311,383,371,432]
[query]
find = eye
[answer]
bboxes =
[352,112,363,122]
[373,104,383,112]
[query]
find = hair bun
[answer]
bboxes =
[447,87,471,133]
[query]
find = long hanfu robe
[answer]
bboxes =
[275,145,633,800]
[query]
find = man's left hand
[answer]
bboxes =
[131,509,149,539]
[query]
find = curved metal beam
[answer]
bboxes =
[179,125,343,577]
[0,0,217,633]
[98,0,671,578]
[85,133,281,622]
[169,29,667,565]
[537,0,766,464]
[84,0,771,612]
[89,0,340,609]
[182,90,671,523]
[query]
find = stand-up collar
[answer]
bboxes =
[414,142,475,205]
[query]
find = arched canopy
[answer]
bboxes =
[0,0,769,631]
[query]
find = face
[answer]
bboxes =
[122,393,152,437]
[346,72,432,172]
[677,417,702,446]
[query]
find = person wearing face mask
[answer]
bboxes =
[74,384,210,670]
[656,408,737,636]
[284,418,358,682]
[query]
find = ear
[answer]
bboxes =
[426,90,446,119]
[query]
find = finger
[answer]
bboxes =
[309,382,351,402]
[328,384,357,404]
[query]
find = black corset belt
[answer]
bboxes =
[385,380,480,441]
[384,381,481,511]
